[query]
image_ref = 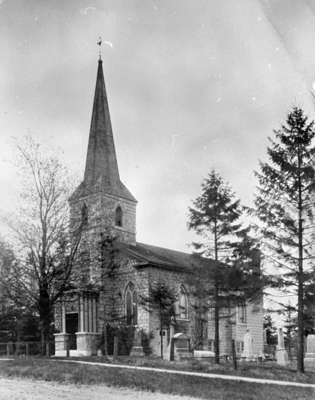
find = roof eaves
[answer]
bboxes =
[134,261,192,273]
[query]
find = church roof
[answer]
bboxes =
[122,242,219,272]
[70,59,136,202]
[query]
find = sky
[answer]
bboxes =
[1,0,315,256]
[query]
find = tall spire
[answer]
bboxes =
[84,59,120,187]
[80,59,136,202]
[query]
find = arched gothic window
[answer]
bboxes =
[115,206,123,227]
[125,282,137,325]
[178,286,188,319]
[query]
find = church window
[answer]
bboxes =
[115,206,123,227]
[178,286,188,319]
[237,303,247,324]
[236,341,244,354]
[125,283,137,325]
[81,203,88,225]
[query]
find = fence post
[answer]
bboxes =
[113,336,118,361]
[26,343,29,357]
[6,343,10,357]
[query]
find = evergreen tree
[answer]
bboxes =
[227,226,262,299]
[263,314,277,346]
[188,170,243,363]
[254,107,315,373]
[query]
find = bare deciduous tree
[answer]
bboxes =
[2,138,82,351]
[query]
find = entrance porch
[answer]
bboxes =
[54,290,101,357]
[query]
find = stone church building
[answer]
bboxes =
[54,58,264,359]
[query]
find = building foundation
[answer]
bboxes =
[54,333,70,357]
[75,332,101,356]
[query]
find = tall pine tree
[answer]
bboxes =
[254,107,315,373]
[188,170,242,363]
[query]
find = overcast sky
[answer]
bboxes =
[1,0,315,253]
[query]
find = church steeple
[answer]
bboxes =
[70,55,136,244]
[84,59,120,188]
[73,58,136,202]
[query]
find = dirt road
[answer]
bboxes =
[0,377,195,400]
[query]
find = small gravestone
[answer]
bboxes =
[172,333,192,361]
[276,328,289,366]
[242,329,254,361]
[130,327,145,357]
[304,334,315,370]
[193,350,215,360]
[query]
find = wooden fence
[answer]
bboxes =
[0,341,55,357]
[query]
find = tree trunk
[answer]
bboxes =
[214,221,220,364]
[160,311,163,359]
[214,283,220,364]
[297,259,304,372]
[297,148,305,373]
[113,335,118,360]
[232,339,237,370]
[103,323,108,358]
[39,294,52,356]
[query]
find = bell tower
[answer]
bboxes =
[55,55,137,357]
[69,58,137,245]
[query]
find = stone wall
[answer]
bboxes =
[97,258,150,332]
[207,308,233,354]
[94,260,194,357]
[67,189,137,288]
[207,299,264,356]
[93,259,193,357]
[243,300,264,355]
[69,191,136,248]
[141,267,193,357]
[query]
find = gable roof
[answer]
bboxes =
[121,242,219,272]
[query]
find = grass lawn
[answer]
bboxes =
[0,358,314,400]
[58,355,315,384]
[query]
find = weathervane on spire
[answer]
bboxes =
[97,36,102,60]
